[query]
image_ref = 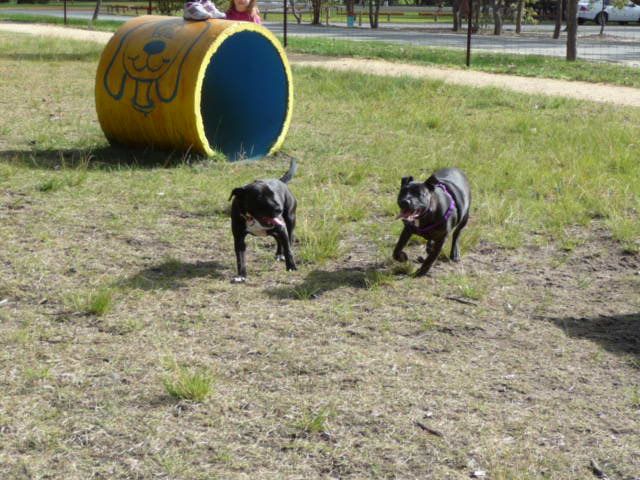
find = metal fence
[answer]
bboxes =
[261,1,640,65]
[6,0,639,65]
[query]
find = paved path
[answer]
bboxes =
[2,21,640,108]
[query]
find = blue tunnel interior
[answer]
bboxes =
[200,30,288,161]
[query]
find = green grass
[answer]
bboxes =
[0,12,126,31]
[0,33,639,480]
[294,406,333,436]
[163,364,215,402]
[68,288,115,316]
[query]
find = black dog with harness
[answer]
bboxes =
[393,167,471,276]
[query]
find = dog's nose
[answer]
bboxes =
[143,40,166,56]
[399,199,411,209]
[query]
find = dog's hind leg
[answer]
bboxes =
[450,213,469,262]
[284,212,296,245]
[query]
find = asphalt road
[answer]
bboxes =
[2,7,639,64]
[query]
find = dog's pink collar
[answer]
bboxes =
[414,183,455,235]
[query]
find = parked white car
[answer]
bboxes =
[578,0,640,24]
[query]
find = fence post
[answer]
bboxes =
[284,0,288,47]
[466,0,472,66]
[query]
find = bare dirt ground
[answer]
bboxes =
[3,21,640,108]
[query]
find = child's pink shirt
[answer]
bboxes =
[225,8,262,23]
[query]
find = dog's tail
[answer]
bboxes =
[279,158,297,184]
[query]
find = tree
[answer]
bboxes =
[289,0,302,24]
[553,0,563,39]
[311,0,322,24]
[491,0,504,34]
[515,0,525,33]
[368,0,381,28]
[599,0,627,35]
[452,0,466,31]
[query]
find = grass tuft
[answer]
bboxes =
[163,365,215,403]
[68,288,115,316]
[291,284,322,300]
[295,406,333,436]
[443,273,487,301]
[364,270,393,290]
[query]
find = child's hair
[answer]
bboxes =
[233,0,259,17]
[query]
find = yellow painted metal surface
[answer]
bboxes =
[95,16,293,157]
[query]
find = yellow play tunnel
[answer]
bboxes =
[95,16,293,161]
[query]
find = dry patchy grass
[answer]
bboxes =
[0,33,639,479]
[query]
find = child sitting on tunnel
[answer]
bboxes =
[184,0,226,20]
[225,0,262,23]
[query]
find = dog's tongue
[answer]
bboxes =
[396,209,418,220]
[257,216,285,227]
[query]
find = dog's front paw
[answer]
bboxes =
[286,264,297,272]
[275,254,285,262]
[231,276,246,284]
[413,268,431,278]
[394,251,408,263]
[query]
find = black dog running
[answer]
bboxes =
[393,167,471,276]
[229,159,298,283]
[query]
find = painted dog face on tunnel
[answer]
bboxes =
[103,19,210,114]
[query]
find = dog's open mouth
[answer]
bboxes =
[244,214,285,237]
[396,208,424,222]
[245,214,285,228]
[255,216,285,228]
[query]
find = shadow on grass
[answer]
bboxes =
[550,313,640,359]
[265,264,386,299]
[118,259,225,290]
[0,145,217,170]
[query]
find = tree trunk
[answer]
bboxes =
[368,0,380,28]
[452,0,461,31]
[289,0,302,24]
[553,0,563,38]
[311,0,321,24]
[492,0,503,35]
[91,0,102,23]
[473,0,480,32]
[566,0,578,60]
[515,0,524,33]
[599,0,606,35]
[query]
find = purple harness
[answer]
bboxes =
[414,183,456,236]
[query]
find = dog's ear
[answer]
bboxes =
[229,187,245,201]
[423,175,438,191]
[401,176,413,187]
